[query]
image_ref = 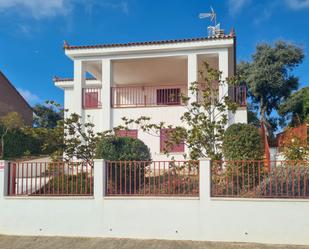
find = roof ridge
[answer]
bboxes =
[64,34,235,50]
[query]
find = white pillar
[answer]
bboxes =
[101,59,112,131]
[73,60,85,116]
[187,53,198,103]
[199,158,211,201]
[93,159,104,199]
[218,49,229,101]
[0,160,8,197]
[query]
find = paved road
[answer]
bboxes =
[0,236,308,249]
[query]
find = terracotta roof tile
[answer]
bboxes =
[53,77,97,82]
[64,34,235,50]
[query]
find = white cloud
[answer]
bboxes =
[84,1,129,15]
[0,0,72,19]
[228,0,250,16]
[16,24,33,37]
[285,0,309,10]
[0,0,129,19]
[17,88,41,105]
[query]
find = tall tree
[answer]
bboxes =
[33,101,63,128]
[279,87,309,127]
[238,41,304,130]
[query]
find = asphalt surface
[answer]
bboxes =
[0,235,308,249]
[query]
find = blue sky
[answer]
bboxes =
[0,0,308,106]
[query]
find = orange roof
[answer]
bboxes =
[63,34,235,50]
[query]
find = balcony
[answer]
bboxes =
[111,84,187,108]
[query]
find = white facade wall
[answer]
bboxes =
[1,159,309,245]
[228,108,248,125]
[112,106,186,160]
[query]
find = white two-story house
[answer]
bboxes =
[54,29,247,160]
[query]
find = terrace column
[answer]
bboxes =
[73,60,85,117]
[218,49,229,101]
[101,59,112,131]
[187,53,198,103]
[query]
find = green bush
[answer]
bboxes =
[35,173,92,195]
[96,136,151,161]
[222,123,263,160]
[256,163,309,197]
[0,127,43,159]
[96,136,151,194]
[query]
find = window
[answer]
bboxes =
[157,88,181,105]
[160,129,184,153]
[115,129,138,139]
[82,88,101,109]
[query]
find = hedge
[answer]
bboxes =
[222,123,263,161]
[0,126,43,159]
[96,136,151,161]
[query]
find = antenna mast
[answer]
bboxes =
[199,6,224,37]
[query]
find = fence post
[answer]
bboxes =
[199,158,211,200]
[93,159,104,199]
[0,160,8,198]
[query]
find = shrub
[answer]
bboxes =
[0,127,43,159]
[35,173,92,195]
[256,162,309,197]
[279,125,309,161]
[222,123,263,160]
[96,136,151,161]
[96,136,151,194]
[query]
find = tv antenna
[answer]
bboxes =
[199,6,224,37]
[199,6,216,25]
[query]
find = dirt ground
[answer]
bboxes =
[0,235,308,249]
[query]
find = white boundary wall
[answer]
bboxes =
[0,159,309,245]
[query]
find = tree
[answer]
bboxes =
[247,103,260,127]
[62,113,101,166]
[238,41,304,130]
[24,101,65,160]
[112,61,238,160]
[279,87,309,127]
[0,112,25,158]
[33,101,63,128]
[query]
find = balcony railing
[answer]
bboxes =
[111,84,187,108]
[229,85,247,107]
[110,84,246,108]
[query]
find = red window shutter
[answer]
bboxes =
[116,130,138,139]
[160,129,184,153]
[89,92,98,108]
[84,91,99,108]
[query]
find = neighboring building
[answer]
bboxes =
[0,71,33,125]
[54,30,247,160]
[276,123,308,148]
